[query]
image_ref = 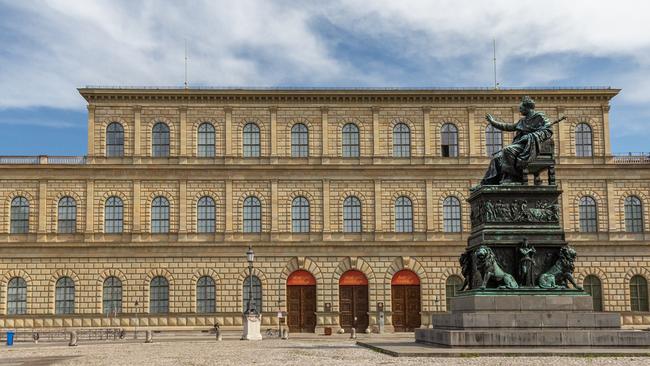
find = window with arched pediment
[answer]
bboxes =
[395,196,413,232]
[292,196,310,233]
[630,275,649,312]
[343,196,362,232]
[243,123,260,157]
[583,275,603,311]
[7,277,27,315]
[291,123,309,157]
[151,196,170,233]
[579,196,598,233]
[197,196,216,233]
[104,196,123,234]
[443,196,461,233]
[55,276,75,314]
[243,196,261,233]
[625,196,644,233]
[485,124,502,156]
[393,123,411,157]
[152,122,170,157]
[106,122,124,157]
[342,123,360,158]
[103,276,122,315]
[197,276,216,313]
[575,123,593,157]
[243,275,262,313]
[57,196,76,233]
[445,275,463,311]
[10,196,29,234]
[150,276,169,314]
[441,123,458,157]
[197,123,216,157]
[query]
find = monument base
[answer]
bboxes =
[241,313,263,341]
[416,292,650,347]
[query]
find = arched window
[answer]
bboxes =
[445,275,463,311]
[243,123,260,157]
[197,123,215,157]
[150,276,169,314]
[243,275,262,313]
[393,123,411,158]
[395,196,413,233]
[7,277,27,315]
[10,196,29,234]
[57,196,77,233]
[197,196,216,233]
[106,122,124,157]
[575,123,593,157]
[485,124,502,156]
[196,276,216,313]
[343,196,362,233]
[342,123,360,158]
[583,275,603,311]
[625,196,644,233]
[443,196,462,233]
[152,122,170,157]
[579,196,598,233]
[630,275,649,312]
[55,276,75,315]
[151,196,170,233]
[441,123,458,157]
[104,196,123,234]
[292,196,310,233]
[103,276,122,315]
[243,196,261,233]
[291,123,309,158]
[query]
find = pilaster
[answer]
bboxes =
[426,180,435,232]
[87,105,96,157]
[602,105,612,156]
[467,106,477,157]
[37,180,47,234]
[132,180,141,233]
[133,106,142,157]
[225,180,233,232]
[556,106,565,157]
[372,106,380,157]
[271,180,278,232]
[224,107,233,157]
[322,179,330,232]
[321,107,329,157]
[179,180,187,233]
[422,107,432,156]
[606,180,617,232]
[85,180,94,233]
[270,106,278,157]
[179,107,187,157]
[374,180,382,232]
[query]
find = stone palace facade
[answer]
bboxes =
[0,87,649,333]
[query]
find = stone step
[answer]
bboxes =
[450,292,593,312]
[432,311,621,329]
[415,328,650,347]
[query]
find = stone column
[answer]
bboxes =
[87,105,96,157]
[133,106,142,157]
[602,105,612,156]
[321,107,329,158]
[423,107,432,157]
[179,107,187,157]
[467,106,477,157]
[179,180,187,234]
[322,179,330,233]
[271,180,278,233]
[132,180,141,233]
[372,106,380,157]
[225,180,233,232]
[37,180,48,234]
[270,107,278,157]
[85,180,94,234]
[374,180,382,233]
[224,107,233,157]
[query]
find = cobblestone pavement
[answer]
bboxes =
[1,338,649,366]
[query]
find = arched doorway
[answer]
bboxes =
[287,270,317,333]
[391,270,421,331]
[339,270,369,332]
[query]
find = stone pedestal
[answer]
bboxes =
[242,313,262,340]
[416,292,650,347]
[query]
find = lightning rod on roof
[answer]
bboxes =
[493,39,499,90]
[184,39,188,89]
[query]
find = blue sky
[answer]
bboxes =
[1,0,649,155]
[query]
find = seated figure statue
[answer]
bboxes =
[481,96,553,185]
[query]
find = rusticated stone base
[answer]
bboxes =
[415,292,650,347]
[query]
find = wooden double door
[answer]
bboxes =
[391,285,421,331]
[287,285,316,333]
[339,285,369,332]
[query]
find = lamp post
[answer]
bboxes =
[241,244,262,340]
[134,300,139,339]
[245,245,256,315]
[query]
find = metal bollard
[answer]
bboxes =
[214,324,222,341]
[32,332,39,344]
[350,328,356,340]
[68,331,78,346]
[281,329,289,340]
[145,330,153,343]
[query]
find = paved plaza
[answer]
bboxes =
[1,335,650,366]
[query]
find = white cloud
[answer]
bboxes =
[2,0,650,110]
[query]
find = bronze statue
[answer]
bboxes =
[474,246,519,289]
[481,96,560,185]
[518,238,536,287]
[538,245,583,289]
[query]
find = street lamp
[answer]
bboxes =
[245,245,256,315]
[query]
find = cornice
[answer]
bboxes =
[77,88,620,106]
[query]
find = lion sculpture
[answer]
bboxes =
[538,245,583,289]
[474,245,519,289]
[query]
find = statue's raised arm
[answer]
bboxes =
[480,96,554,186]
[486,114,517,132]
